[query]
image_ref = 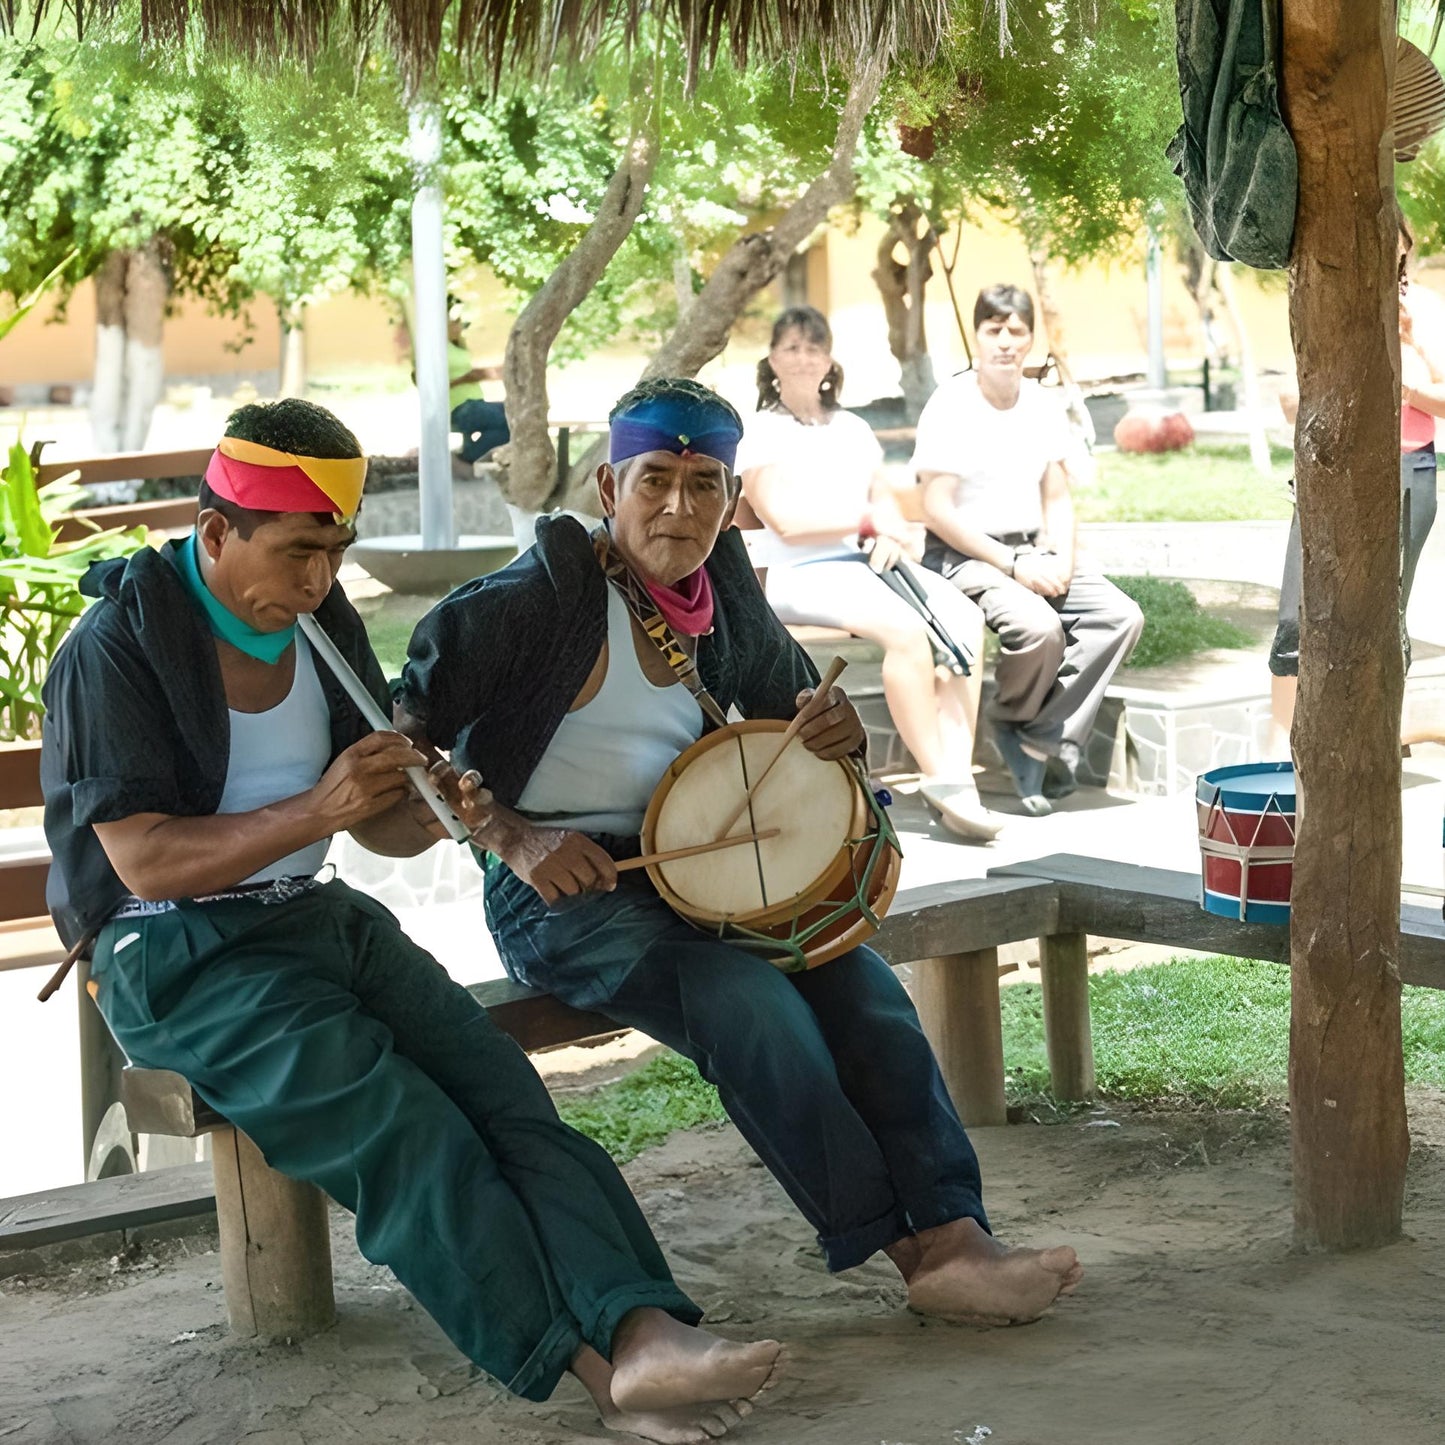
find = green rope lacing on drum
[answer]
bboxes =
[702,763,902,973]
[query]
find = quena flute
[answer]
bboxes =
[297,613,472,843]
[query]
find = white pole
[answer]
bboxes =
[409,102,456,550]
[1146,226,1167,390]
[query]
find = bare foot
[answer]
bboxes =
[572,1345,754,1443]
[904,1218,1082,1325]
[608,1308,784,1414]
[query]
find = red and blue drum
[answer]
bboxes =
[1195,762,1297,924]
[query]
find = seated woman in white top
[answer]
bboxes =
[736,307,999,841]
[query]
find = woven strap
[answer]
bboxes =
[591,525,729,729]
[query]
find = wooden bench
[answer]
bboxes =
[104,873,1054,1338]
[36,445,210,542]
[17,852,1445,1339]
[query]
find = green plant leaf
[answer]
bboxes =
[3,444,53,558]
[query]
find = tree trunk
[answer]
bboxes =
[500,131,657,513]
[1280,0,1408,1249]
[872,197,936,422]
[91,251,127,454]
[278,302,307,397]
[120,237,169,454]
[1213,262,1272,475]
[1180,239,1224,365]
[1026,237,1075,387]
[641,57,883,382]
[557,57,885,507]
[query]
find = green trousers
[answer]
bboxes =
[91,879,699,1401]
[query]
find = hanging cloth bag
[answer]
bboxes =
[1166,0,1298,270]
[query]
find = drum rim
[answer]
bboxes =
[642,718,866,925]
[1195,760,1297,811]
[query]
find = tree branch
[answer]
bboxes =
[640,56,884,381]
[501,131,657,511]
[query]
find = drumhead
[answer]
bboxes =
[646,721,860,923]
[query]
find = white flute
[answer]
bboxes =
[297,613,472,844]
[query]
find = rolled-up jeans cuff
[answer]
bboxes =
[588,1280,705,1362]
[907,1193,992,1238]
[819,1208,911,1273]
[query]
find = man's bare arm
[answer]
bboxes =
[916,470,1018,573]
[94,731,426,898]
[1038,460,1076,581]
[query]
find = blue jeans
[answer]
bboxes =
[451,399,510,463]
[90,879,699,1401]
[484,858,990,1271]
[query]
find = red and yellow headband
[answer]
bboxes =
[204,436,366,525]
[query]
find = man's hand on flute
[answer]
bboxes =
[422,759,498,845]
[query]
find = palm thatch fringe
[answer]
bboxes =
[2,1,948,89]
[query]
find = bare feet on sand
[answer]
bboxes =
[892,1218,1083,1326]
[606,1308,784,1415]
[572,1345,757,1443]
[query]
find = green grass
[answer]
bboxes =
[351,591,439,683]
[556,1051,728,1164]
[1110,574,1256,669]
[1077,442,1295,524]
[554,957,1445,1161]
[1001,956,1445,1110]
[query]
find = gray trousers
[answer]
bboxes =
[938,558,1144,756]
[1269,443,1437,677]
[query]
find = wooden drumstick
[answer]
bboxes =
[617,828,781,872]
[713,655,848,842]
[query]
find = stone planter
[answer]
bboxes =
[348,535,517,595]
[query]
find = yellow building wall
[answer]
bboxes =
[813,212,1295,405]
[4,212,1302,406]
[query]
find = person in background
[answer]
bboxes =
[735,307,999,842]
[1270,215,1444,754]
[447,308,510,474]
[914,284,1143,816]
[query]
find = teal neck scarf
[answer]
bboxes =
[176,534,295,665]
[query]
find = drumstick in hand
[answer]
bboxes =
[713,655,848,842]
[618,828,781,871]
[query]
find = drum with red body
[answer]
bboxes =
[1196,762,1296,924]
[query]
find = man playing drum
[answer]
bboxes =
[915,285,1144,815]
[43,398,783,1444]
[399,378,1082,1325]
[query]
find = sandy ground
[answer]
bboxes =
[5,1091,1445,1445]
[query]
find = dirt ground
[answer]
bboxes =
[4,1092,1445,1445]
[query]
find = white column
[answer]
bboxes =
[409,102,456,550]
[1146,226,1167,390]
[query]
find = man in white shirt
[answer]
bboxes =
[914,285,1143,814]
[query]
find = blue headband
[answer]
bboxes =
[609,392,742,471]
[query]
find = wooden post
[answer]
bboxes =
[77,959,134,1179]
[1038,933,1095,1103]
[912,951,1008,1126]
[211,1127,335,1339]
[1280,0,1410,1247]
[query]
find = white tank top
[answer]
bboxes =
[219,633,333,883]
[516,587,704,835]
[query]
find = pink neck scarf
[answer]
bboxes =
[644,567,715,636]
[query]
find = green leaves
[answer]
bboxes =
[0,440,145,739]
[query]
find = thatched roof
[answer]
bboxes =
[2,1,946,88]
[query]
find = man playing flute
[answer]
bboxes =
[42,398,782,1444]
[399,379,1083,1327]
